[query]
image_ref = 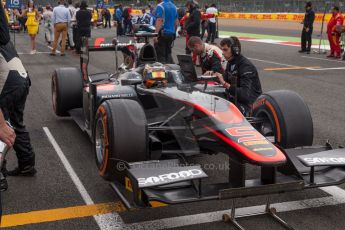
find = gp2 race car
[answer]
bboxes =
[52,33,345,229]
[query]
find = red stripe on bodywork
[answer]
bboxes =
[185,101,244,124]
[94,37,105,48]
[204,125,286,164]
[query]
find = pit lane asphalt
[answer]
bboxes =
[2,24,345,230]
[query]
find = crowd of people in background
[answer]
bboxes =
[299,1,345,60]
[2,0,345,60]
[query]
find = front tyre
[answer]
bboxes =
[252,90,313,148]
[94,99,147,183]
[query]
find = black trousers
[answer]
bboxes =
[116,21,123,36]
[123,18,132,34]
[72,25,78,48]
[0,74,35,167]
[75,28,91,53]
[104,18,111,28]
[154,33,175,64]
[301,27,313,51]
[200,21,208,40]
[206,22,216,43]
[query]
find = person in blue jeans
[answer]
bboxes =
[153,0,179,64]
[115,4,124,36]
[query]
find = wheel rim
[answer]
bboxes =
[95,117,106,166]
[256,111,276,143]
[52,76,57,112]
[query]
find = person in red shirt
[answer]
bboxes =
[327,6,344,58]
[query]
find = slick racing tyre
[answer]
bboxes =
[94,99,147,182]
[52,67,83,116]
[252,90,313,148]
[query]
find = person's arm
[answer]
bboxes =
[154,5,164,43]
[0,109,15,148]
[209,55,224,75]
[52,8,56,25]
[304,11,314,30]
[175,18,179,30]
[0,3,10,45]
[35,9,40,21]
[310,11,315,26]
[76,10,80,25]
[174,9,179,31]
[67,8,71,25]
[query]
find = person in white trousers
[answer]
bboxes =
[67,0,76,49]
[43,5,54,45]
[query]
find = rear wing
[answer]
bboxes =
[82,32,158,52]
[80,33,158,82]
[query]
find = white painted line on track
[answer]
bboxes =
[301,56,345,64]
[248,57,296,67]
[124,186,345,230]
[307,67,345,71]
[43,127,125,230]
[17,51,52,55]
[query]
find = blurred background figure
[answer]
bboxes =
[153,0,178,64]
[123,5,132,35]
[75,0,91,54]
[205,3,218,44]
[50,0,71,56]
[200,4,208,41]
[92,7,98,28]
[327,6,344,58]
[115,4,124,36]
[67,0,76,49]
[299,1,315,54]
[43,4,53,45]
[15,0,40,54]
[103,8,111,28]
[71,2,80,50]
[185,0,201,64]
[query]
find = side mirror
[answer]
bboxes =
[121,79,143,86]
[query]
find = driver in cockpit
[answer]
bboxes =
[142,64,168,88]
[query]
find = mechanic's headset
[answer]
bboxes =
[229,37,240,56]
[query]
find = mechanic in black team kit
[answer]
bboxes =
[207,37,262,116]
[0,3,36,176]
[153,0,179,64]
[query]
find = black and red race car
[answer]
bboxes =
[52,33,345,229]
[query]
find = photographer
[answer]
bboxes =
[0,3,36,176]
[153,0,178,64]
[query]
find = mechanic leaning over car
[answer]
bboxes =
[0,3,36,176]
[207,37,262,116]
[187,36,227,74]
[153,0,179,64]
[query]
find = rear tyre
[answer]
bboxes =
[252,90,313,148]
[52,67,83,116]
[94,99,147,183]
